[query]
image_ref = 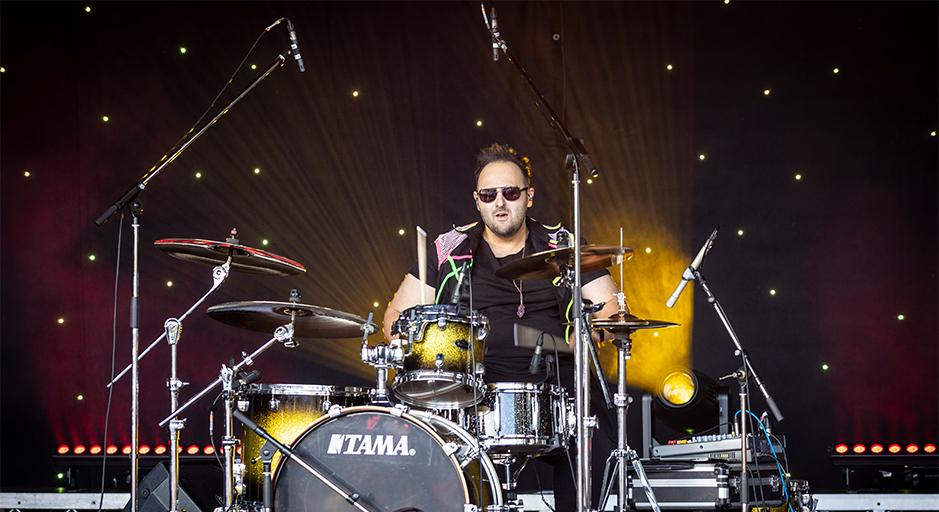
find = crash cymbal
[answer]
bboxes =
[591,312,678,334]
[495,245,633,281]
[155,232,305,276]
[207,301,374,339]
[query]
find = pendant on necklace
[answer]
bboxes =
[517,304,526,318]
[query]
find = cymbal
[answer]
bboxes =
[207,301,374,339]
[591,312,679,335]
[495,245,633,281]
[155,238,306,276]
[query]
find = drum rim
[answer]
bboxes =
[393,304,490,341]
[485,381,563,393]
[271,405,470,504]
[246,383,372,396]
[393,371,485,408]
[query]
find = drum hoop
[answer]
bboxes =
[246,383,372,396]
[271,405,470,503]
[486,382,561,393]
[394,305,489,342]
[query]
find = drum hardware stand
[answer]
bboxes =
[230,410,374,512]
[254,441,276,512]
[688,250,785,512]
[159,322,295,504]
[108,253,233,388]
[358,312,398,405]
[596,328,662,512]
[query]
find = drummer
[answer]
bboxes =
[383,143,620,510]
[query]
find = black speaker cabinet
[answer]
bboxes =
[122,462,202,512]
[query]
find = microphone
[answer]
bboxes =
[236,369,263,388]
[665,227,719,308]
[286,19,306,72]
[449,262,469,304]
[529,334,544,374]
[490,7,499,62]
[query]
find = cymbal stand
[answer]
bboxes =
[358,312,400,405]
[597,327,661,512]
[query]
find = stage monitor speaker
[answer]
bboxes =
[122,462,202,512]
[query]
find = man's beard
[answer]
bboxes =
[483,209,525,237]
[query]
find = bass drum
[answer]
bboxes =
[239,384,372,500]
[273,406,503,512]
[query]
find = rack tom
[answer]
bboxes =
[391,304,488,409]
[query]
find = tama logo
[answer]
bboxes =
[326,434,416,456]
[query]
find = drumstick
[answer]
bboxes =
[417,226,427,304]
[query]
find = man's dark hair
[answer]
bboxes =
[474,143,533,186]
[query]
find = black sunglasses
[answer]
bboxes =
[476,186,530,203]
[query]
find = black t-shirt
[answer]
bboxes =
[408,233,608,387]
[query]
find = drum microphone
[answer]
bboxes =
[450,262,470,304]
[286,19,306,72]
[665,227,719,308]
[529,334,544,374]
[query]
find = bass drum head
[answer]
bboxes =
[273,406,469,512]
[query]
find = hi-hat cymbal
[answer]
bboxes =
[591,312,679,335]
[207,301,373,339]
[495,245,633,281]
[155,238,306,276]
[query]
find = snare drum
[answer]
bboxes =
[391,304,489,409]
[272,405,503,512]
[237,384,371,500]
[472,382,571,459]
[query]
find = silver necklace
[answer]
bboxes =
[512,245,526,318]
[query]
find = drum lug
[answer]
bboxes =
[237,398,249,412]
[435,353,445,370]
[391,403,409,416]
[321,399,332,412]
[442,441,460,457]
[268,398,280,412]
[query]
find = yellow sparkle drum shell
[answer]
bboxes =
[391,304,488,409]
[237,383,371,502]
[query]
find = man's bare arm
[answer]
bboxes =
[383,273,436,340]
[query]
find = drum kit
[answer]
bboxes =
[123,225,678,512]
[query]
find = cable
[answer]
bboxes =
[735,409,795,512]
[155,19,283,173]
[209,392,224,469]
[531,455,556,512]
[97,212,124,512]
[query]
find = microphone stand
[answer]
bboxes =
[482,5,601,509]
[692,268,784,512]
[93,49,293,512]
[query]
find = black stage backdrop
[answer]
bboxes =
[1,1,936,492]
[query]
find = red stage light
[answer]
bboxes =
[154,445,167,455]
[906,443,919,454]
[852,443,866,454]
[870,443,884,454]
[186,445,200,455]
[121,445,132,455]
[236,446,242,456]
[887,443,901,453]
[834,443,849,454]
[89,445,102,455]
[924,444,936,454]
[138,445,151,455]
[106,445,118,455]
[73,445,87,455]
[57,444,70,455]
[203,446,216,455]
